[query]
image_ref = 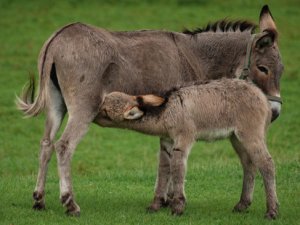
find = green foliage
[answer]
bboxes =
[0,0,299,224]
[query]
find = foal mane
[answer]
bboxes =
[183,19,257,35]
[139,80,212,116]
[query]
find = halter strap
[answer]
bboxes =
[239,34,256,80]
[266,95,282,104]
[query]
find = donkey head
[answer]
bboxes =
[101,92,165,121]
[249,5,284,121]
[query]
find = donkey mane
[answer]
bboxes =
[183,19,257,35]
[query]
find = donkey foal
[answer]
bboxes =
[98,78,278,219]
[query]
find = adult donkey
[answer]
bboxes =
[17,5,283,216]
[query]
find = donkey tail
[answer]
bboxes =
[16,31,55,117]
[16,72,47,117]
[16,23,80,118]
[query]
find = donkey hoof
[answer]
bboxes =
[61,193,80,216]
[66,209,80,217]
[232,201,251,213]
[33,201,45,210]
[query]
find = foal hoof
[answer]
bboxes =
[265,211,277,220]
[265,208,278,220]
[146,197,169,213]
[32,191,45,210]
[33,201,45,210]
[162,197,171,208]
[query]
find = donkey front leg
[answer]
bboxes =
[55,116,91,216]
[170,136,193,215]
[148,138,174,212]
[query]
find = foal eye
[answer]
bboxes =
[257,66,269,75]
[128,111,135,116]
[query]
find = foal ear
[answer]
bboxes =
[259,5,278,37]
[136,95,165,107]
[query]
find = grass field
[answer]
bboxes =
[0,0,299,224]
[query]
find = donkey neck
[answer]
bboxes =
[178,32,251,80]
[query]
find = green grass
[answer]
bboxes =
[0,0,299,224]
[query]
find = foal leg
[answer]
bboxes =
[33,82,66,210]
[170,136,193,215]
[148,138,173,212]
[240,138,278,219]
[55,115,93,216]
[230,135,257,212]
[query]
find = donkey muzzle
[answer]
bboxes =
[266,94,282,122]
[269,100,281,122]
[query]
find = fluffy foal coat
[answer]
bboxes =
[98,78,278,219]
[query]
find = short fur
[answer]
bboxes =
[99,78,278,218]
[16,5,283,218]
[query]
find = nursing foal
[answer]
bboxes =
[98,78,278,219]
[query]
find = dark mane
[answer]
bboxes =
[183,19,257,35]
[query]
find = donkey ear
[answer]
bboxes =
[259,5,277,34]
[124,106,144,120]
[255,31,275,51]
[136,95,165,107]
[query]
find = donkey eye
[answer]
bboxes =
[257,66,269,75]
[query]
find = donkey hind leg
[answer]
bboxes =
[33,81,66,210]
[170,136,194,215]
[55,113,94,216]
[148,138,174,212]
[230,135,257,213]
[237,137,278,219]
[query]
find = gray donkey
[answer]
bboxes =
[17,5,283,216]
[98,78,278,219]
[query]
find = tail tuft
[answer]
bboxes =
[16,73,45,117]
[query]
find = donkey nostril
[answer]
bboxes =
[271,109,279,122]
